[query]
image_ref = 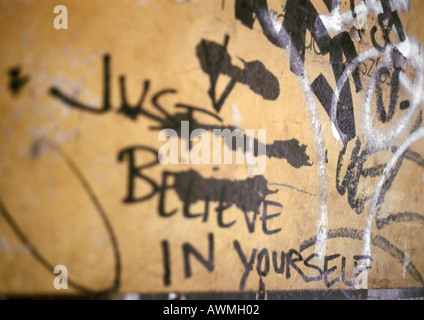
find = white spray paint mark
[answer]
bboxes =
[324,6,423,278]
[366,0,384,15]
[319,1,369,36]
[299,70,329,260]
[403,239,410,279]
[361,39,424,152]
[329,35,423,153]
[270,10,283,34]
[267,10,329,259]
[330,36,423,277]
[319,2,342,35]
[0,238,30,254]
[231,103,242,128]
[389,0,410,13]
[361,127,424,271]
[330,121,342,142]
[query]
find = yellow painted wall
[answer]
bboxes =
[0,0,423,295]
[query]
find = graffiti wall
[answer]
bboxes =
[0,0,424,297]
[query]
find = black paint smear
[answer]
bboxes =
[265,139,312,168]
[236,0,288,49]
[310,30,362,145]
[8,67,30,95]
[235,0,256,29]
[0,140,121,298]
[299,227,424,286]
[148,110,313,169]
[118,146,280,218]
[190,123,312,168]
[234,0,332,75]
[196,35,280,113]
[170,169,277,215]
[311,73,356,145]
[282,0,332,75]
[235,0,360,145]
[400,100,410,110]
[329,31,362,97]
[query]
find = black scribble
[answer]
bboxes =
[196,35,280,113]
[169,169,277,215]
[8,67,30,95]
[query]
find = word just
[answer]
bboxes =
[158,121,267,175]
